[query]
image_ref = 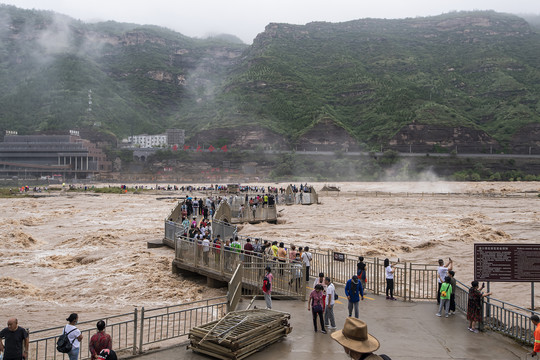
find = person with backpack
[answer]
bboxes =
[345,275,364,318]
[436,276,453,318]
[263,266,274,309]
[356,257,367,293]
[60,313,83,360]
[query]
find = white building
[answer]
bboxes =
[127,134,167,148]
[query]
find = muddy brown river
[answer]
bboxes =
[1,181,539,329]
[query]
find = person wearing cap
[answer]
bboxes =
[263,266,274,309]
[345,275,364,318]
[97,348,117,360]
[331,317,391,360]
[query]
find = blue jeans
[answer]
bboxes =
[68,347,79,360]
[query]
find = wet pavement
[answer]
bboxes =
[131,284,531,360]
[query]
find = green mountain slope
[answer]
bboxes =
[1,5,540,151]
[214,11,540,148]
[0,4,247,137]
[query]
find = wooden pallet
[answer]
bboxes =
[188,309,292,360]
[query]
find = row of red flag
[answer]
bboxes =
[171,145,228,152]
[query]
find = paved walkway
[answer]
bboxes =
[132,285,531,360]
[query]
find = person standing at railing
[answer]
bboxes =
[0,318,29,360]
[288,245,297,263]
[302,247,313,282]
[277,242,287,276]
[244,238,254,265]
[63,313,83,360]
[89,321,112,360]
[466,281,492,333]
[384,259,396,301]
[345,275,364,318]
[437,258,453,306]
[436,276,452,318]
[531,315,540,357]
[202,237,210,266]
[356,257,367,294]
[263,266,274,309]
[448,271,457,315]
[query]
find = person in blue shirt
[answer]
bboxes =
[345,275,364,318]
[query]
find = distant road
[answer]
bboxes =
[261,149,540,159]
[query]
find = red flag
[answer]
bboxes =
[208,145,215,152]
[221,145,228,152]
[172,145,178,151]
[183,145,190,151]
[196,145,202,152]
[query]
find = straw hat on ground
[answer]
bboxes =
[331,317,380,354]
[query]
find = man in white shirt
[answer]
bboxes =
[202,237,210,265]
[324,277,337,329]
[301,246,313,281]
[437,258,453,305]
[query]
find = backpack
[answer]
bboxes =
[262,276,271,292]
[440,283,450,298]
[334,292,339,301]
[57,327,77,353]
[380,355,392,360]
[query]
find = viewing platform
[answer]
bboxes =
[133,284,531,360]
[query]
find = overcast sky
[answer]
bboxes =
[3,0,539,43]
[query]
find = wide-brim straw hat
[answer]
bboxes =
[331,318,380,354]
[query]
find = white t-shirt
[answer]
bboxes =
[438,266,448,283]
[202,239,210,252]
[301,252,312,267]
[64,324,81,349]
[385,266,394,280]
[326,283,335,306]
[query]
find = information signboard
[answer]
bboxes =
[333,252,345,262]
[474,244,540,282]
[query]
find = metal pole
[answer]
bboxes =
[139,307,144,354]
[132,308,138,355]
[403,262,407,302]
[486,282,491,318]
[532,282,535,314]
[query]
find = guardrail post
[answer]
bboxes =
[403,262,407,302]
[132,308,138,355]
[375,258,379,295]
[408,262,412,302]
[139,307,144,354]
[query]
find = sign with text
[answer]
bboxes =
[333,252,345,262]
[474,244,540,282]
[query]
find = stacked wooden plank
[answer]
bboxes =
[188,309,292,360]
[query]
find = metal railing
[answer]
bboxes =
[453,279,540,346]
[27,297,227,360]
[227,264,244,312]
[138,297,227,352]
[173,237,306,299]
[28,310,137,360]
